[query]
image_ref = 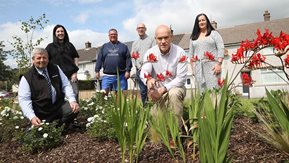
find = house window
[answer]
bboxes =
[79,64,86,72]
[261,68,287,84]
[241,71,251,94]
[186,78,191,85]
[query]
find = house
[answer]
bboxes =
[77,11,289,98]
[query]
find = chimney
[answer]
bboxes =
[85,41,91,49]
[211,20,217,29]
[170,25,174,35]
[263,10,270,21]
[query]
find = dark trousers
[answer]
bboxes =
[136,70,148,105]
[70,81,79,103]
[41,102,78,125]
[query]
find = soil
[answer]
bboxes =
[1,117,289,163]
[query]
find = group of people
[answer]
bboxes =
[18,13,225,129]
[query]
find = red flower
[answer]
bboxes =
[253,29,274,47]
[165,70,173,78]
[190,55,198,63]
[144,73,152,81]
[241,73,253,86]
[204,51,215,61]
[147,53,157,62]
[218,78,225,88]
[131,52,140,60]
[179,55,187,62]
[247,53,266,69]
[156,73,166,82]
[284,54,289,68]
[272,31,289,52]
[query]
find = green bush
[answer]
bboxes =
[0,106,28,142]
[21,121,64,153]
[78,80,96,90]
[82,92,116,139]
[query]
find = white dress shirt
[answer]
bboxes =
[140,43,188,91]
[18,65,76,120]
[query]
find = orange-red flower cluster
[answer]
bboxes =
[231,29,289,64]
[204,51,215,61]
[231,40,253,64]
[178,55,187,62]
[131,52,140,60]
[253,29,274,47]
[241,73,253,86]
[247,53,266,69]
[147,53,157,62]
[190,55,198,63]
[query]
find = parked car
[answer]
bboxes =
[0,91,13,98]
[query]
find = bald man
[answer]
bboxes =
[140,25,188,125]
[131,23,155,106]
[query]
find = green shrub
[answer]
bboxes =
[0,106,28,142]
[83,92,116,139]
[78,80,96,90]
[251,89,289,154]
[21,121,64,153]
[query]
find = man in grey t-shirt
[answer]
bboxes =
[131,23,155,105]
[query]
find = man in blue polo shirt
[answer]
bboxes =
[95,28,132,94]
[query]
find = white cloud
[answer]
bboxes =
[68,29,107,48]
[123,0,197,38]
[77,0,103,4]
[74,12,90,24]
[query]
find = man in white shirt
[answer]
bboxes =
[140,25,188,125]
[18,48,79,127]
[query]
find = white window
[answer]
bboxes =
[261,68,287,84]
[79,64,86,72]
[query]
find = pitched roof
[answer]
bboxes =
[219,17,289,46]
[78,47,99,62]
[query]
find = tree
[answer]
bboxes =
[9,14,49,75]
[0,41,14,90]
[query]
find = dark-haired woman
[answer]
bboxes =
[46,25,79,102]
[189,13,224,93]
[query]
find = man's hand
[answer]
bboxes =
[148,86,167,102]
[71,73,78,82]
[31,116,42,126]
[70,101,80,113]
[125,72,130,79]
[95,72,100,80]
[147,78,156,90]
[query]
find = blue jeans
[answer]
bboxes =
[101,73,128,91]
[136,70,148,105]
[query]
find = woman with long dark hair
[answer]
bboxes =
[46,24,79,102]
[189,13,224,92]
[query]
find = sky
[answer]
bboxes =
[1,0,289,67]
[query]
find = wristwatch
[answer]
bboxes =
[217,60,222,65]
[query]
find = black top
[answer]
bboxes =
[46,42,79,79]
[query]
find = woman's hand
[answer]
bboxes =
[212,63,222,75]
